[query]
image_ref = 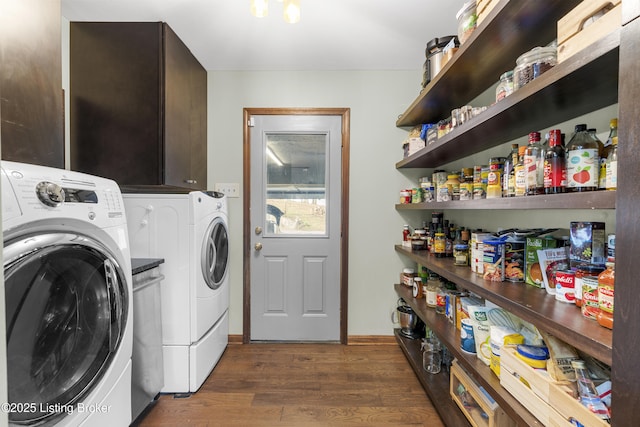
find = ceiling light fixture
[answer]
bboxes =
[250,0,300,23]
[250,0,269,18]
[283,0,301,24]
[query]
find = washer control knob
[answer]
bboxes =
[36,181,65,207]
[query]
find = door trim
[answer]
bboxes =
[242,108,350,344]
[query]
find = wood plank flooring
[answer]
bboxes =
[134,343,445,427]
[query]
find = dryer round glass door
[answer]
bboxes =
[3,233,128,425]
[201,216,229,289]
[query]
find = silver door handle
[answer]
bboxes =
[255,226,263,235]
[254,242,263,251]
[184,179,197,184]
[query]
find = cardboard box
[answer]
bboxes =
[477,0,500,26]
[557,0,621,63]
[525,236,558,287]
[450,360,516,427]
[500,347,610,427]
[569,222,606,268]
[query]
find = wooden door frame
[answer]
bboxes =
[242,107,350,344]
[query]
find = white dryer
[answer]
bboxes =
[123,191,229,393]
[1,161,132,427]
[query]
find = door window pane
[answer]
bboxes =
[265,133,327,236]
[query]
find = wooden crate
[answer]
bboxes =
[450,360,516,427]
[557,0,622,63]
[477,0,500,26]
[500,347,609,427]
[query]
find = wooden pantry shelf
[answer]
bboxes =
[394,286,543,427]
[396,29,620,168]
[394,330,472,427]
[395,190,616,210]
[396,0,582,127]
[394,246,613,366]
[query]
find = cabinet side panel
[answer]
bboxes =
[70,22,162,185]
[0,0,63,168]
[611,16,640,427]
[190,54,207,190]
[163,24,206,190]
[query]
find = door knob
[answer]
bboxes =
[255,226,263,235]
[254,242,263,251]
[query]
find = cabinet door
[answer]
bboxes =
[163,24,207,190]
[70,22,163,185]
[1,0,63,168]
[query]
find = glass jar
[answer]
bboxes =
[495,70,514,102]
[574,264,605,307]
[412,277,424,298]
[597,262,615,329]
[434,230,446,258]
[456,0,477,45]
[425,277,442,308]
[445,173,461,201]
[459,168,474,201]
[401,268,416,287]
[411,229,427,251]
[513,46,557,91]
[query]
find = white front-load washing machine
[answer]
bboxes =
[1,161,133,427]
[123,191,229,393]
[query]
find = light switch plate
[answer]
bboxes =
[214,183,240,198]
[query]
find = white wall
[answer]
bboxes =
[208,70,423,335]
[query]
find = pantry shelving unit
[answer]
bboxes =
[393,0,625,425]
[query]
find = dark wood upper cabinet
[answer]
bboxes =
[70,22,206,192]
[0,0,64,168]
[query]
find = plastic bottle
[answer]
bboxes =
[566,124,599,192]
[514,146,527,196]
[585,129,605,190]
[571,360,611,422]
[543,129,566,194]
[525,131,545,195]
[503,143,519,197]
[403,225,411,242]
[597,262,615,329]
[605,124,618,191]
[434,228,446,258]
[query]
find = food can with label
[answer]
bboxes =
[555,270,576,303]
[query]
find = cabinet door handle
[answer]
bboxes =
[184,179,197,184]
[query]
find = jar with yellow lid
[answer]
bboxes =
[445,174,460,201]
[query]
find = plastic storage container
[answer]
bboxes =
[513,46,557,90]
[495,70,514,102]
[456,1,478,45]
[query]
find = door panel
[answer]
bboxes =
[249,113,342,341]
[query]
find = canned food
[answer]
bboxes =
[607,234,615,261]
[555,270,576,303]
[581,276,600,320]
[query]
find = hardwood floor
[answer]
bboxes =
[134,343,445,426]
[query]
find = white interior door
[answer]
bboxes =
[249,114,342,341]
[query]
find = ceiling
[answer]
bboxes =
[61,0,467,71]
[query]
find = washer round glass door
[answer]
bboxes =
[201,216,229,290]
[3,233,128,425]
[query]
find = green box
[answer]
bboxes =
[525,236,558,287]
